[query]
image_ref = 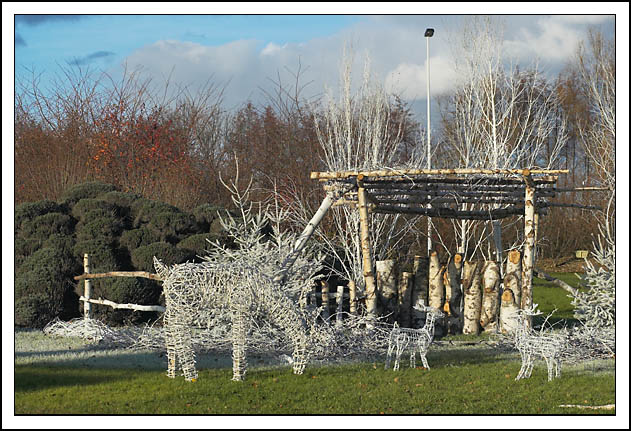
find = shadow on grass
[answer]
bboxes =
[15,366,128,393]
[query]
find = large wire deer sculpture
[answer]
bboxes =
[385,305,445,371]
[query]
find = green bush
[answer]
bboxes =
[192,203,233,231]
[97,190,143,216]
[59,181,117,207]
[19,212,75,241]
[75,215,124,244]
[131,199,181,227]
[73,239,119,272]
[147,211,197,243]
[119,227,162,252]
[131,241,197,272]
[14,247,81,328]
[15,236,43,260]
[71,198,120,221]
[14,294,52,328]
[177,233,226,255]
[15,200,66,231]
[84,276,162,326]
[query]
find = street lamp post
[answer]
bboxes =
[425,27,434,256]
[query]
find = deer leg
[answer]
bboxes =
[385,334,396,370]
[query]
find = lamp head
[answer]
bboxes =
[424,28,434,37]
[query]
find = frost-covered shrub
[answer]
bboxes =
[120,226,162,252]
[19,212,75,241]
[572,233,615,328]
[15,200,65,231]
[131,241,196,272]
[59,181,118,207]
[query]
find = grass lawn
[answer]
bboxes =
[14,271,617,416]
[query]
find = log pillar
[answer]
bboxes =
[411,256,429,328]
[521,173,536,327]
[357,176,378,318]
[376,259,398,323]
[398,271,413,327]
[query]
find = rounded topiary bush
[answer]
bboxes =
[71,198,120,221]
[84,276,162,326]
[59,181,117,207]
[97,190,143,215]
[19,212,75,241]
[177,232,226,255]
[15,294,52,328]
[131,241,197,272]
[192,203,233,231]
[119,226,162,252]
[147,211,198,243]
[15,200,66,232]
[75,214,125,244]
[15,247,82,328]
[131,199,181,227]
[15,236,43,260]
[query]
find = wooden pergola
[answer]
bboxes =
[307,167,571,318]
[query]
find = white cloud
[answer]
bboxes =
[117,15,614,112]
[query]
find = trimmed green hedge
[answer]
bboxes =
[131,242,197,272]
[75,215,125,244]
[59,181,118,207]
[15,200,66,231]
[19,213,75,241]
[71,198,120,221]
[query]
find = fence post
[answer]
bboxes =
[83,253,92,320]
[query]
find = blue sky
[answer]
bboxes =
[9,4,622,115]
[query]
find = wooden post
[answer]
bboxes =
[321,280,330,320]
[348,280,357,315]
[336,285,344,326]
[376,259,398,323]
[521,175,536,326]
[398,272,413,327]
[411,256,429,328]
[83,253,92,320]
[357,176,378,318]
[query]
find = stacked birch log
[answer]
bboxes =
[363,249,527,336]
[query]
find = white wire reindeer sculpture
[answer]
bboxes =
[514,305,568,382]
[154,168,329,382]
[384,305,445,371]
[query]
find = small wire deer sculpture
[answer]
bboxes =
[514,305,568,381]
[385,305,445,371]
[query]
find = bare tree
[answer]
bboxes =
[441,16,567,261]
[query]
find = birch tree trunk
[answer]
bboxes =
[446,254,464,334]
[521,182,536,326]
[398,271,413,327]
[499,289,519,334]
[462,261,482,335]
[376,259,398,323]
[429,251,446,336]
[428,251,445,311]
[504,249,522,309]
[321,280,330,320]
[411,256,429,328]
[348,280,357,315]
[480,260,500,331]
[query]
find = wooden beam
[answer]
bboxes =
[311,168,568,180]
[75,271,162,281]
